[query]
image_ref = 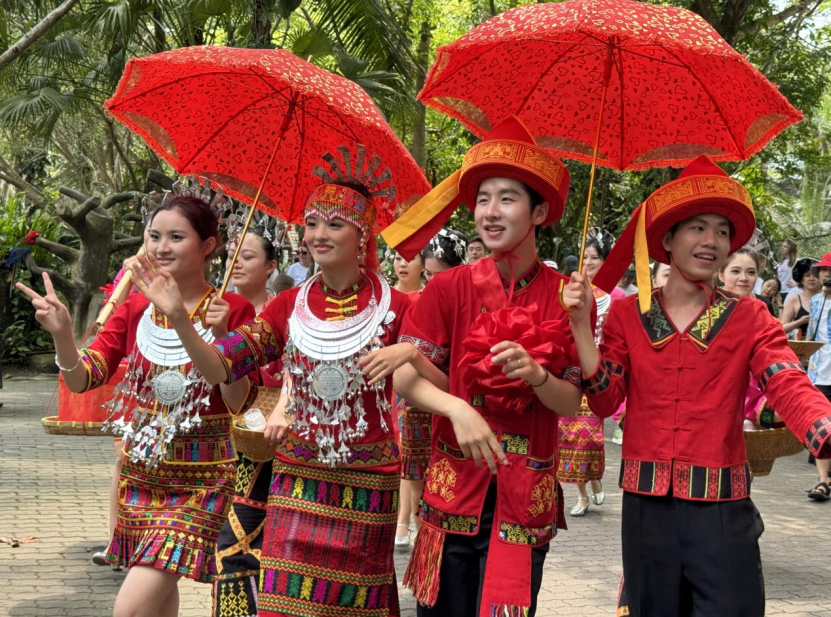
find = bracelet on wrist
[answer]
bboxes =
[529,369,549,388]
[55,352,82,372]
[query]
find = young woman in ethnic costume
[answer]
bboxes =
[557,230,623,516]
[212,229,285,617]
[382,117,590,617]
[564,156,831,616]
[18,193,258,617]
[127,149,436,617]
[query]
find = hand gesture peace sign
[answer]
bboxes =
[16,272,72,335]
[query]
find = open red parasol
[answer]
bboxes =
[105,46,429,292]
[417,0,802,267]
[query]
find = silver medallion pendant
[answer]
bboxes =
[312,364,349,401]
[151,370,189,405]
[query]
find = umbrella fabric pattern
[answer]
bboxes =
[106,45,429,227]
[419,0,802,171]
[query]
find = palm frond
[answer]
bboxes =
[0,87,81,137]
[84,0,141,44]
[287,26,334,59]
[29,34,87,65]
[309,0,414,81]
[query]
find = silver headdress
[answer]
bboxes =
[585,226,616,251]
[430,228,468,261]
[141,175,233,222]
[311,144,397,205]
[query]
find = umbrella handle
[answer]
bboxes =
[218,92,298,300]
[95,245,146,329]
[576,50,614,275]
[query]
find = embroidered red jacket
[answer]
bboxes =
[584,288,831,502]
[80,289,255,417]
[400,259,592,545]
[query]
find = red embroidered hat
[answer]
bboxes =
[456,116,570,227]
[593,156,756,313]
[381,116,570,260]
[642,156,755,264]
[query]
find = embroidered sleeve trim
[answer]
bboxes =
[805,417,831,457]
[582,360,625,395]
[215,317,279,383]
[400,334,449,367]
[757,403,775,429]
[560,365,582,387]
[759,361,803,391]
[79,348,108,391]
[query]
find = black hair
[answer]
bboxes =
[585,236,612,261]
[247,228,277,262]
[520,182,545,210]
[422,229,469,269]
[149,196,218,242]
[148,195,220,259]
[331,180,372,200]
[468,236,485,247]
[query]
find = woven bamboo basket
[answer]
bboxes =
[788,340,824,366]
[41,416,108,437]
[231,387,281,462]
[744,427,804,477]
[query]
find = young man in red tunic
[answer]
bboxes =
[383,117,592,617]
[563,156,831,616]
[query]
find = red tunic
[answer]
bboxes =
[399,258,586,542]
[80,289,255,417]
[584,288,831,501]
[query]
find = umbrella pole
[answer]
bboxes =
[219,97,297,297]
[576,54,613,273]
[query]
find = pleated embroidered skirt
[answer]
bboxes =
[398,396,432,481]
[258,460,401,617]
[106,415,236,582]
[557,399,606,484]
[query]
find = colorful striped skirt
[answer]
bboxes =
[212,453,272,617]
[557,399,605,484]
[398,397,432,481]
[258,460,400,617]
[106,415,236,582]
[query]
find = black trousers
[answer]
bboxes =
[417,483,550,617]
[622,492,765,617]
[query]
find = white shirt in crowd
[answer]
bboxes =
[812,295,831,386]
[287,262,310,286]
[777,259,794,290]
[619,284,638,296]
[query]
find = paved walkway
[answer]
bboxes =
[1,374,830,616]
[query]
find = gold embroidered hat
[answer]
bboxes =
[593,156,755,313]
[381,116,570,260]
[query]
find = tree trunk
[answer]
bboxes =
[251,0,274,48]
[0,0,80,72]
[410,21,431,169]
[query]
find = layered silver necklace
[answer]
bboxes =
[286,269,395,466]
[103,304,215,468]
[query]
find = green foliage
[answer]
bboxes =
[1,273,55,365]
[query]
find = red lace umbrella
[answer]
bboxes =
[105,46,429,290]
[418,0,802,265]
